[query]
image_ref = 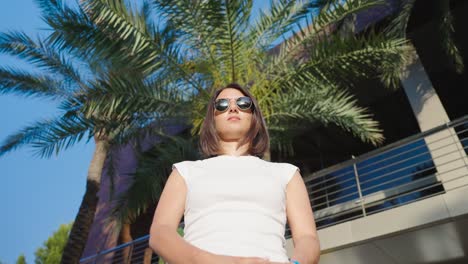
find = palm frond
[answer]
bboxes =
[437,0,464,73]
[152,0,222,64]
[248,0,321,50]
[275,31,410,90]
[308,0,386,35]
[0,31,83,85]
[80,0,196,87]
[36,0,64,18]
[44,2,138,78]
[383,0,416,38]
[0,114,92,158]
[45,4,102,61]
[267,0,386,72]
[81,74,188,124]
[266,82,384,146]
[217,0,253,82]
[0,67,71,99]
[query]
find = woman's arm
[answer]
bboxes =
[285,170,321,264]
[149,168,217,264]
[149,224,214,264]
[149,169,224,264]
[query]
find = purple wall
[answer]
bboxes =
[82,122,188,259]
[355,0,399,33]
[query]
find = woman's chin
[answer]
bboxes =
[219,130,248,139]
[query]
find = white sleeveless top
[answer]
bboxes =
[172,154,299,262]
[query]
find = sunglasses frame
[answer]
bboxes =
[214,96,254,113]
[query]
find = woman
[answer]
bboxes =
[149,83,320,264]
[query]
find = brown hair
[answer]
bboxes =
[199,83,270,159]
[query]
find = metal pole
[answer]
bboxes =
[352,155,366,217]
[324,179,330,208]
[92,251,100,264]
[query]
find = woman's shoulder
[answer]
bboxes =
[263,159,297,168]
[172,158,209,169]
[172,159,203,167]
[267,160,301,177]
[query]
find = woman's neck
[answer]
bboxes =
[217,141,250,156]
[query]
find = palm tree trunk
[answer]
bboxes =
[143,247,153,264]
[61,137,110,264]
[120,223,133,264]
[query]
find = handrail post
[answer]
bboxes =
[92,251,100,264]
[325,178,330,208]
[352,155,366,217]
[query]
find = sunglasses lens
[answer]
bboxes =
[237,97,252,110]
[215,99,229,112]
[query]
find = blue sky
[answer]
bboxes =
[0,1,95,263]
[0,1,270,263]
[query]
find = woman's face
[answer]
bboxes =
[214,88,253,141]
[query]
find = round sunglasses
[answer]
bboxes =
[214,96,253,112]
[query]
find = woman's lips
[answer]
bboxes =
[227,117,240,121]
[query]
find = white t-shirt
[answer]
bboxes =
[172,154,299,262]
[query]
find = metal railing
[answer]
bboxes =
[296,114,468,233]
[80,114,468,263]
[80,233,160,264]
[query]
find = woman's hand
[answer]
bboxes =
[200,252,290,264]
[230,256,290,264]
[229,256,270,264]
[212,255,273,264]
[230,257,290,264]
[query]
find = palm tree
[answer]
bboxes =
[0,1,186,263]
[84,0,411,152]
[74,0,413,259]
[0,0,412,263]
[108,0,466,261]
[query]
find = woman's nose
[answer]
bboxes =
[228,100,238,112]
